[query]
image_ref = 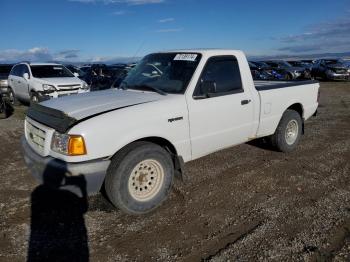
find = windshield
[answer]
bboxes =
[31,65,74,78]
[121,53,202,94]
[255,62,270,68]
[67,65,86,77]
[0,65,13,75]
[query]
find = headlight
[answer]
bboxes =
[42,84,56,93]
[51,132,87,156]
[0,79,8,87]
[81,81,90,90]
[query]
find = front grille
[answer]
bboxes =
[58,87,80,92]
[334,69,347,74]
[25,120,47,155]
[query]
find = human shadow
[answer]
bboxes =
[27,161,89,262]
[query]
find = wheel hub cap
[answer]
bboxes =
[128,159,164,202]
[285,120,299,145]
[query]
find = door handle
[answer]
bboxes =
[241,99,251,105]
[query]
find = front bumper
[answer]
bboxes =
[21,136,110,195]
[326,72,349,80]
[37,89,90,102]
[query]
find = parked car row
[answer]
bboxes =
[0,62,135,106]
[67,63,135,91]
[249,58,350,81]
[0,57,348,109]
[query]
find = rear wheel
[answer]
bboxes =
[269,110,302,152]
[105,141,174,215]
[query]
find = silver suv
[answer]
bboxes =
[8,62,89,103]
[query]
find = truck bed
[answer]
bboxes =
[254,80,318,91]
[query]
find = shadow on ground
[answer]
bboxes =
[27,161,89,261]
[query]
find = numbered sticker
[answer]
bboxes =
[174,54,198,61]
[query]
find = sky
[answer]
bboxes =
[1,0,350,62]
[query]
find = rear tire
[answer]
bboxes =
[105,141,174,215]
[269,110,302,152]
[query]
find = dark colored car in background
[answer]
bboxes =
[0,64,14,118]
[250,61,287,80]
[82,64,130,91]
[249,61,274,80]
[0,64,15,105]
[312,59,350,80]
[288,60,313,71]
[263,60,311,80]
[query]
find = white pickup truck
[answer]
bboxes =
[22,50,319,215]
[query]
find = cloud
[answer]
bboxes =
[0,47,53,62]
[55,49,81,59]
[0,47,140,63]
[69,0,164,5]
[155,28,183,33]
[158,17,174,23]
[277,45,323,53]
[0,48,83,62]
[276,17,350,54]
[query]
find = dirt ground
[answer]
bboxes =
[0,82,349,261]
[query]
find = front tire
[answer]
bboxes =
[105,142,174,215]
[269,110,302,152]
[0,97,6,119]
[8,88,20,106]
[30,91,39,104]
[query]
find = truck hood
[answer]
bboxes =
[27,89,165,133]
[41,89,163,119]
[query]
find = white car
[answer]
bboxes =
[22,49,319,215]
[8,62,89,103]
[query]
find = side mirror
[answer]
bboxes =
[73,72,79,77]
[194,81,217,99]
[23,73,29,80]
[201,80,216,95]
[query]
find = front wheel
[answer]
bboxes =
[30,92,39,104]
[269,110,302,152]
[105,142,174,215]
[8,88,20,106]
[0,97,6,119]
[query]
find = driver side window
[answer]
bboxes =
[194,56,243,97]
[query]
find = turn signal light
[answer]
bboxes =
[68,136,87,156]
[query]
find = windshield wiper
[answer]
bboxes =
[128,84,167,96]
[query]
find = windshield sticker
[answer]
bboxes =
[53,67,63,70]
[174,54,198,61]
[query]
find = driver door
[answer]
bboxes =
[187,56,255,160]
